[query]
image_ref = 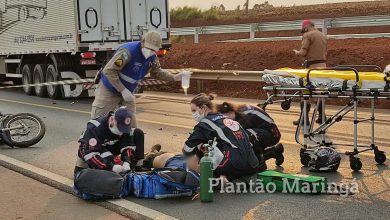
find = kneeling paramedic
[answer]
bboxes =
[183,93,262,181]
[92,31,192,127]
[74,107,144,175]
[216,102,284,167]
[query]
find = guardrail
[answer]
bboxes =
[165,68,264,92]
[171,15,390,43]
[166,68,264,82]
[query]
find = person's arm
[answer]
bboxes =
[149,57,176,81]
[149,57,192,82]
[118,128,145,169]
[78,127,115,171]
[294,33,310,57]
[102,48,132,92]
[183,126,210,157]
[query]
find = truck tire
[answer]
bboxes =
[46,64,63,99]
[33,64,47,97]
[21,64,34,96]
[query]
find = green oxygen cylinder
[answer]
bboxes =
[200,150,214,202]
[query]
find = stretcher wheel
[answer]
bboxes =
[374,152,386,165]
[350,157,362,172]
[275,155,284,166]
[300,150,311,166]
[281,100,291,111]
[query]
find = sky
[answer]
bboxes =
[169,0,377,9]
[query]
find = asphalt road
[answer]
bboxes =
[0,166,128,220]
[0,88,389,220]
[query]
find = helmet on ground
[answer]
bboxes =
[308,147,341,172]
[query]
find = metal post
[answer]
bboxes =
[194,27,200,44]
[353,100,358,152]
[250,23,257,41]
[303,98,308,147]
[196,80,203,93]
[322,19,328,36]
[371,99,375,145]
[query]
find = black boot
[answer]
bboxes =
[263,143,285,166]
[254,152,267,172]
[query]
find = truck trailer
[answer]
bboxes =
[0,0,170,99]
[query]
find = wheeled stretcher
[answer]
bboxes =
[260,65,389,171]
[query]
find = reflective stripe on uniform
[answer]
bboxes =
[119,72,139,84]
[200,118,238,149]
[84,152,100,161]
[183,144,193,153]
[88,119,101,127]
[120,145,136,153]
[243,110,274,124]
[246,129,259,142]
[100,151,113,158]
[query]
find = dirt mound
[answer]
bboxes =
[172,1,390,27]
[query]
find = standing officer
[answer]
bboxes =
[293,20,328,125]
[92,31,191,127]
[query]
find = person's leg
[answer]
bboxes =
[132,128,145,162]
[91,83,122,119]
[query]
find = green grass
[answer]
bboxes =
[170,6,219,21]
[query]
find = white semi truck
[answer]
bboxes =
[0,0,171,99]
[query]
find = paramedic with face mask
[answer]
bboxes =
[182,93,263,181]
[91,31,192,127]
[74,107,145,175]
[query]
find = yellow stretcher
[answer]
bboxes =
[263,67,390,89]
[261,65,389,172]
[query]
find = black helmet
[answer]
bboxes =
[308,147,341,172]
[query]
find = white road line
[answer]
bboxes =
[0,153,178,220]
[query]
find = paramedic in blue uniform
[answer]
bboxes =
[92,31,192,127]
[74,107,145,175]
[216,102,284,167]
[182,93,263,181]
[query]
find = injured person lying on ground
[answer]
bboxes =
[215,102,285,168]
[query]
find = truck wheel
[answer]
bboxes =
[46,64,63,99]
[22,64,34,96]
[18,6,28,22]
[33,64,47,97]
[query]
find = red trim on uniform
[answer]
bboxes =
[92,157,106,169]
[218,151,230,168]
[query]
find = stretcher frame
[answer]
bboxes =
[261,65,389,171]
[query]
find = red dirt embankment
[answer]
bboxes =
[154,38,390,108]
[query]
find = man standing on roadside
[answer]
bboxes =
[293,20,328,125]
[92,31,191,127]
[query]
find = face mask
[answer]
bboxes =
[109,125,123,136]
[142,48,156,59]
[192,107,205,122]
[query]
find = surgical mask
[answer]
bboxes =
[192,110,204,122]
[109,125,123,136]
[142,48,156,59]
